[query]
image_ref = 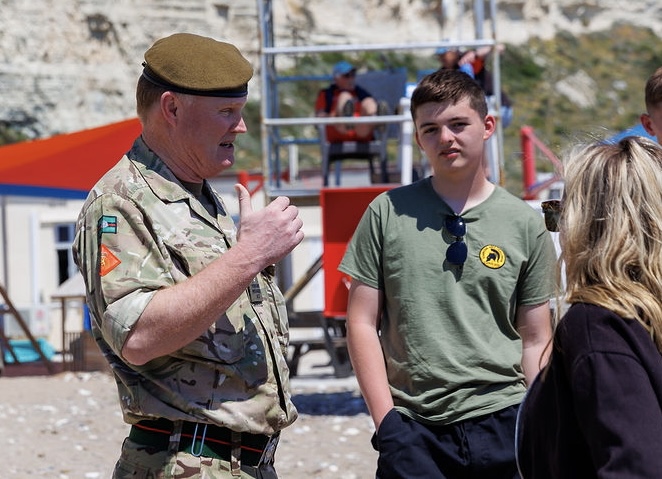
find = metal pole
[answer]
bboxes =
[1,196,8,292]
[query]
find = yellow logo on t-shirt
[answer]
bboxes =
[479,245,506,269]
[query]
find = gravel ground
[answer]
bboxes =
[0,350,377,479]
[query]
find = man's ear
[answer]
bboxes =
[641,113,655,136]
[160,91,179,125]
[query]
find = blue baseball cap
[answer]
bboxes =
[332,61,356,76]
[435,46,459,55]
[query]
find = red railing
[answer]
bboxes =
[236,170,265,197]
[520,125,563,200]
[236,170,290,197]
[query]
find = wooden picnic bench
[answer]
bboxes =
[286,310,351,378]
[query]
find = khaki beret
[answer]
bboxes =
[142,33,253,97]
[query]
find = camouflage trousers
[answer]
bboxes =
[112,437,279,479]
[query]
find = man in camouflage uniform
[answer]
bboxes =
[73,33,304,479]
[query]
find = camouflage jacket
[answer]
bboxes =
[73,137,297,435]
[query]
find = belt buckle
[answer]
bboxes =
[257,433,279,466]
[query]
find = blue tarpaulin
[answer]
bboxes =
[606,123,655,144]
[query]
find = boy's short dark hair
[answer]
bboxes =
[410,69,488,122]
[644,66,662,111]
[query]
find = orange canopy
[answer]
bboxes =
[0,118,142,199]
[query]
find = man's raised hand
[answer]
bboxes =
[234,183,304,268]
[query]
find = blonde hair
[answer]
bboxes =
[560,136,662,352]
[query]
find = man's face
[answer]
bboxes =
[173,94,248,180]
[414,97,495,178]
[438,50,461,69]
[641,105,662,144]
[334,70,356,90]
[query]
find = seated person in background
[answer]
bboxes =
[315,61,385,143]
[640,65,662,143]
[436,45,513,127]
[435,46,477,77]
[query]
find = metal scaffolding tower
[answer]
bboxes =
[255,0,504,202]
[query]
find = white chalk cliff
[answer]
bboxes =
[1,0,660,137]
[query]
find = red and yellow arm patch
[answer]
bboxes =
[100,244,121,276]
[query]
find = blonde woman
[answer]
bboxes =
[517,136,662,478]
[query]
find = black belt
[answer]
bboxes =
[129,417,278,467]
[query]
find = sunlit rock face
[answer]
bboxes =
[1,0,660,137]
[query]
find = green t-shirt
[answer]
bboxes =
[339,178,556,425]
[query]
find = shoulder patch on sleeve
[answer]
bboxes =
[99,215,118,234]
[100,244,121,276]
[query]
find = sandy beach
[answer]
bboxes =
[0,350,377,479]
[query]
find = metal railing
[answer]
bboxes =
[256,0,503,199]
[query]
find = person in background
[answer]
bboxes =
[640,66,662,143]
[435,45,480,78]
[73,32,304,479]
[315,60,387,143]
[517,136,662,478]
[435,44,513,128]
[339,68,556,479]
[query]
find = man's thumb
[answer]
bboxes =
[234,183,253,217]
